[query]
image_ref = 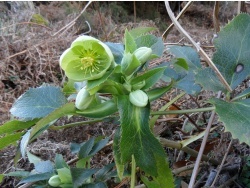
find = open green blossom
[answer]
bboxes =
[60,35,115,81]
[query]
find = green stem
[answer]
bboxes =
[150,106,215,115]
[49,118,104,130]
[150,92,186,129]
[130,155,136,188]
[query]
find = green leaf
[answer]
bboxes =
[0,174,4,184]
[20,130,30,158]
[105,42,124,64]
[10,85,67,120]
[5,171,30,177]
[232,88,250,101]
[113,127,124,180]
[121,53,141,76]
[146,83,173,102]
[95,163,116,182]
[71,168,98,188]
[79,137,95,159]
[196,67,227,92]
[27,151,42,165]
[29,102,76,142]
[87,70,114,95]
[55,154,69,169]
[124,29,137,53]
[213,13,250,90]
[18,172,54,185]
[209,98,250,144]
[0,119,38,135]
[167,45,201,70]
[141,155,174,188]
[0,132,23,150]
[135,35,164,57]
[89,137,109,156]
[117,95,165,176]
[129,27,156,39]
[58,167,72,184]
[131,67,166,90]
[166,46,202,94]
[175,58,189,70]
[34,161,54,173]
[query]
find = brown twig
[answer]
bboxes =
[52,1,92,36]
[211,139,233,187]
[213,2,220,33]
[162,1,193,40]
[188,91,222,188]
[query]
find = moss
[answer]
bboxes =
[31,13,49,26]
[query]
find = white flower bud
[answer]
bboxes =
[133,47,152,64]
[75,87,95,110]
[48,175,62,187]
[129,90,148,107]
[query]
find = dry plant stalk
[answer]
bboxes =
[165,1,232,92]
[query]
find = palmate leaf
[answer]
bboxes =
[116,95,172,179]
[212,13,250,90]
[209,98,250,144]
[10,85,67,120]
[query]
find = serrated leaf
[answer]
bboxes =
[95,163,116,182]
[196,67,227,92]
[131,67,166,90]
[55,154,69,169]
[232,88,250,101]
[135,35,164,57]
[89,138,109,156]
[71,168,98,188]
[213,13,250,90]
[141,155,174,188]
[117,95,165,177]
[10,85,67,120]
[166,46,202,94]
[27,151,42,165]
[113,127,124,180]
[34,161,54,173]
[5,171,30,177]
[20,130,30,158]
[209,98,250,144]
[0,132,23,150]
[0,119,38,135]
[29,102,76,142]
[124,29,137,53]
[79,137,95,159]
[18,172,54,185]
[167,45,201,70]
[129,27,156,39]
[105,42,124,64]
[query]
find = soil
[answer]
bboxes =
[1,1,250,188]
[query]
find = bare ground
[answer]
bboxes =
[1,2,250,187]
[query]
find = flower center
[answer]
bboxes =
[81,56,95,70]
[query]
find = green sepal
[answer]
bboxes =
[76,99,117,118]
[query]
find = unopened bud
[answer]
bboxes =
[133,47,152,64]
[129,90,148,107]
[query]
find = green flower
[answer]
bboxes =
[60,35,115,81]
[75,87,100,110]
